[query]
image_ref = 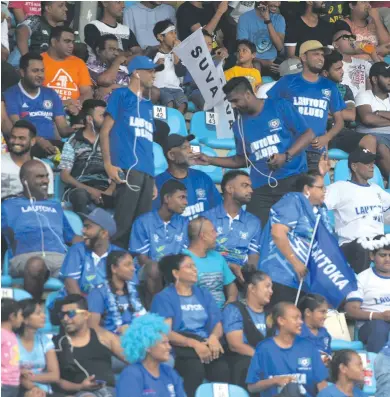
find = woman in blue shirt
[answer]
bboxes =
[318,350,365,397]
[246,302,328,397]
[17,299,60,396]
[88,251,147,335]
[117,313,186,397]
[259,171,332,307]
[223,266,273,392]
[298,294,332,363]
[151,254,230,397]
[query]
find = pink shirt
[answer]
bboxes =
[1,328,20,386]
[8,2,41,17]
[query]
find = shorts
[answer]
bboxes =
[75,386,115,397]
[374,133,390,149]
[10,252,65,278]
[1,385,19,397]
[306,151,322,171]
[159,87,188,107]
[328,128,367,153]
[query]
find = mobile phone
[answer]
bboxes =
[118,170,126,181]
[191,145,201,153]
[95,380,106,386]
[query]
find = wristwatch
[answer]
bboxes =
[285,151,293,163]
[264,20,272,25]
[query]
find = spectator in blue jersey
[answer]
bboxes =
[267,40,345,171]
[194,77,315,226]
[117,313,186,397]
[203,170,262,286]
[3,52,74,158]
[58,207,120,298]
[154,133,221,219]
[152,254,230,397]
[223,267,273,393]
[183,217,238,309]
[318,350,365,397]
[375,335,390,397]
[130,179,189,298]
[100,55,164,249]
[298,294,332,363]
[59,99,115,215]
[246,302,328,397]
[1,160,80,299]
[259,171,332,307]
[88,251,147,335]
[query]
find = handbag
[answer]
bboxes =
[324,310,351,341]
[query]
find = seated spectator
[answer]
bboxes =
[87,34,129,102]
[15,1,67,56]
[285,1,333,58]
[42,26,93,111]
[345,235,390,353]
[84,1,141,60]
[1,299,23,397]
[88,251,147,335]
[375,334,390,397]
[53,294,124,396]
[4,53,74,158]
[325,148,390,273]
[297,294,332,360]
[183,217,238,309]
[123,1,176,50]
[223,267,272,392]
[117,313,186,397]
[246,302,328,396]
[320,1,346,24]
[1,121,54,199]
[203,170,262,285]
[59,99,114,214]
[260,172,331,307]
[17,300,60,396]
[268,40,345,171]
[59,207,120,297]
[345,2,390,61]
[9,1,41,24]
[224,39,262,92]
[318,350,366,397]
[355,62,390,179]
[149,20,187,114]
[154,134,222,219]
[152,254,230,397]
[1,160,80,299]
[237,2,285,73]
[176,1,228,41]
[130,180,189,297]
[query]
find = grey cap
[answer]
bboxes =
[79,208,117,237]
[279,58,303,77]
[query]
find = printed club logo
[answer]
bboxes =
[268,119,280,129]
[43,100,53,109]
[196,188,206,200]
[322,89,331,98]
[298,357,311,368]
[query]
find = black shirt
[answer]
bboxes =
[285,16,333,56]
[176,2,217,40]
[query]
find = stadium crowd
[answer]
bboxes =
[1,1,390,397]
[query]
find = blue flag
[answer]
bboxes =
[308,220,358,308]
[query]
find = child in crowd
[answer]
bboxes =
[298,294,332,364]
[1,299,23,397]
[150,19,188,114]
[224,40,262,92]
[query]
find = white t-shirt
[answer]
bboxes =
[342,58,371,99]
[229,1,256,23]
[153,51,182,90]
[355,89,390,135]
[1,154,54,198]
[256,81,276,99]
[325,181,390,245]
[1,19,9,51]
[346,267,390,328]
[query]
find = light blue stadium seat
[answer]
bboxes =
[190,112,235,150]
[324,173,331,186]
[43,291,60,334]
[331,339,364,351]
[54,172,66,202]
[328,149,349,160]
[187,101,197,113]
[224,149,251,174]
[41,158,55,169]
[191,146,223,184]
[1,288,32,301]
[261,76,274,84]
[162,107,188,136]
[64,210,83,235]
[153,142,168,176]
[385,55,390,64]
[196,383,249,397]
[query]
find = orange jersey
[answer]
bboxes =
[42,52,92,101]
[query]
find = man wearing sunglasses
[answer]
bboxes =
[53,294,125,396]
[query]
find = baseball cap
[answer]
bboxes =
[127,56,164,75]
[348,147,376,168]
[369,62,390,79]
[299,40,332,57]
[279,58,303,76]
[79,208,117,237]
[163,134,195,154]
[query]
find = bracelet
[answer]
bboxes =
[369,311,374,321]
[264,20,272,25]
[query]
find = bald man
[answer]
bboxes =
[2,160,82,299]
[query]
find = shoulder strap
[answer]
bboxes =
[231,301,266,348]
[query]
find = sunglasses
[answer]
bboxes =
[334,34,356,42]
[59,309,87,320]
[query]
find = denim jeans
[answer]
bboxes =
[375,352,390,397]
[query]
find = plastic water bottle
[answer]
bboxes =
[74,31,81,44]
